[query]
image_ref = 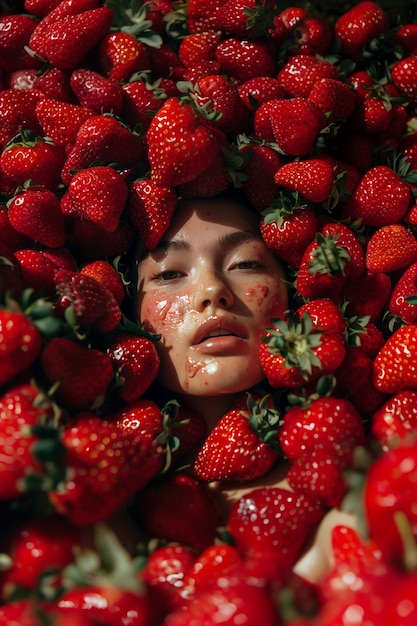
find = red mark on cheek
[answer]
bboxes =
[246,285,270,307]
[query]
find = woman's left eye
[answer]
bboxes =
[233,260,263,270]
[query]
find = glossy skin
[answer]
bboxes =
[137,197,287,425]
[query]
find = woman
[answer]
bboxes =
[135,193,357,583]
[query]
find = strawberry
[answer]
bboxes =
[96,32,150,83]
[121,77,172,131]
[35,98,96,148]
[28,6,114,70]
[286,451,349,508]
[319,219,366,282]
[61,114,143,185]
[267,97,327,156]
[259,300,347,389]
[341,164,413,227]
[363,436,417,566]
[334,0,390,60]
[283,11,334,57]
[296,232,352,300]
[48,399,167,523]
[67,214,135,261]
[237,75,286,112]
[348,90,394,136]
[0,309,43,386]
[373,324,417,394]
[133,472,221,552]
[69,68,125,115]
[0,515,81,600]
[65,165,128,233]
[0,206,29,251]
[227,486,324,569]
[277,54,339,99]
[177,149,232,199]
[0,13,41,72]
[146,97,223,187]
[0,242,24,298]
[15,248,76,296]
[128,177,177,250]
[185,543,241,593]
[0,88,43,149]
[185,0,224,33]
[342,269,392,324]
[108,332,160,403]
[388,261,417,323]
[54,268,122,334]
[0,382,63,501]
[40,337,115,411]
[273,157,336,205]
[80,259,125,307]
[390,55,417,108]
[194,394,282,482]
[7,187,66,249]
[260,199,318,268]
[190,73,248,134]
[366,223,417,273]
[371,389,417,451]
[0,131,66,191]
[217,0,275,39]
[307,77,356,124]
[214,37,277,82]
[239,143,283,212]
[178,30,222,70]
[31,67,75,103]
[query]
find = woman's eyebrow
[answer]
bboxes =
[218,230,262,250]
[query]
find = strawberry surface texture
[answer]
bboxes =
[1,0,417,624]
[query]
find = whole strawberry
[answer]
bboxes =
[373,324,417,394]
[128,178,177,250]
[0,309,43,386]
[335,0,390,60]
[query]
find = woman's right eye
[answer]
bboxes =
[152,270,183,282]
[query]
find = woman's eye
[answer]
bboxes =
[153,270,183,282]
[233,260,263,270]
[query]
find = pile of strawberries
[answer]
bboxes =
[2,0,417,623]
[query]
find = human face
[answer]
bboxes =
[137,198,287,400]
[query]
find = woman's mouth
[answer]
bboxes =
[191,318,248,354]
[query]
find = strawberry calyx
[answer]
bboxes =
[243,0,278,40]
[263,311,323,379]
[4,128,56,151]
[242,393,282,451]
[286,374,336,409]
[154,399,185,472]
[261,190,308,227]
[106,0,163,48]
[308,232,352,276]
[386,150,417,189]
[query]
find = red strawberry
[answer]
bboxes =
[128,178,177,250]
[334,0,390,60]
[178,30,221,69]
[237,75,286,111]
[268,97,327,156]
[388,261,417,324]
[286,450,348,508]
[190,73,248,134]
[65,165,128,233]
[108,332,160,403]
[308,77,356,124]
[96,32,150,83]
[273,157,336,204]
[133,472,221,552]
[121,77,173,131]
[239,143,283,212]
[277,54,339,99]
[391,55,417,108]
[217,0,275,39]
[15,248,76,296]
[373,324,417,394]
[0,131,66,191]
[69,68,125,115]
[31,67,75,103]
[259,300,346,389]
[67,214,135,261]
[319,219,366,282]
[227,486,324,568]
[41,337,115,411]
[0,13,41,72]
[0,242,24,297]
[342,269,392,323]
[0,206,29,250]
[366,223,417,273]
[215,37,277,82]
[185,543,241,593]
[194,394,282,482]
[80,259,125,307]
[28,6,113,70]
[178,149,232,199]
[35,98,96,148]
[371,389,417,451]
[0,88,43,149]
[146,97,222,187]
[0,309,43,386]
[274,7,333,56]
[54,268,122,334]
[61,114,143,185]
[7,187,66,249]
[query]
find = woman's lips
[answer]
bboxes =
[191,318,248,354]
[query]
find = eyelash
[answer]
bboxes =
[150,260,264,282]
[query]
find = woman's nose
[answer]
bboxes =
[192,271,234,310]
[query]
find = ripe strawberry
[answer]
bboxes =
[227,486,324,569]
[388,261,417,323]
[341,164,413,227]
[7,187,66,249]
[319,219,366,282]
[121,77,173,131]
[65,165,128,233]
[61,114,143,185]
[259,300,347,389]
[348,91,394,135]
[391,55,417,108]
[128,177,177,250]
[67,214,136,261]
[0,13,41,72]
[54,268,122,334]
[393,22,417,54]
[0,515,81,600]
[217,0,275,39]
[237,75,286,111]
[0,206,29,250]
[0,131,66,191]
[96,32,150,83]
[0,88,43,149]
[273,157,336,204]
[15,248,76,296]
[194,394,282,482]
[108,332,160,403]
[35,98,95,148]
[48,398,167,524]
[296,232,352,300]
[191,73,248,134]
[260,199,318,268]
[268,97,327,156]
[239,143,283,211]
[178,149,232,199]
[80,259,125,307]
[334,0,390,60]
[371,389,417,451]
[287,450,349,508]
[342,269,392,323]
[28,6,114,70]
[185,543,241,593]
[373,324,417,394]
[69,68,125,115]
[277,54,339,99]
[308,77,356,124]
[0,242,24,297]
[178,31,222,70]
[214,37,277,82]
[0,309,43,386]
[366,223,417,273]
[133,472,221,552]
[41,337,115,411]
[185,0,224,33]
[32,67,75,103]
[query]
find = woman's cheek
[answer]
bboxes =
[245,281,286,320]
[140,292,191,336]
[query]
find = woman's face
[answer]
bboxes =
[137,198,288,399]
